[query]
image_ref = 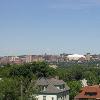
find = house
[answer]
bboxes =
[35,77,70,100]
[74,85,100,100]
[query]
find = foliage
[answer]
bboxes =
[0,62,56,99]
[0,78,20,100]
[9,62,56,78]
[0,61,100,100]
[68,81,82,100]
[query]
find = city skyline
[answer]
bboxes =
[0,0,100,56]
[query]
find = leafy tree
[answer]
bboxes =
[68,81,82,100]
[83,71,98,85]
[9,62,56,78]
[0,78,20,100]
[25,79,38,100]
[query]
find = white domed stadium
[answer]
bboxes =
[67,54,86,61]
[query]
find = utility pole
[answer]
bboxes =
[21,80,23,100]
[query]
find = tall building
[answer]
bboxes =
[26,55,33,63]
[26,55,44,63]
[9,56,22,64]
[0,56,10,64]
[86,53,91,61]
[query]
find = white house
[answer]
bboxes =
[34,77,70,100]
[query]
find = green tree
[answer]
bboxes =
[83,71,98,85]
[0,78,20,100]
[68,81,82,100]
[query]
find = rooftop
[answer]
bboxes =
[36,77,70,94]
[75,85,100,99]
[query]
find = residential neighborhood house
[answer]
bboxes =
[74,85,100,100]
[34,77,70,100]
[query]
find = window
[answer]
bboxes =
[43,96,46,100]
[85,92,97,96]
[52,97,54,100]
[43,86,47,91]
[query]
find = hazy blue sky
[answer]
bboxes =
[0,0,100,56]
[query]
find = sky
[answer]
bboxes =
[0,0,100,56]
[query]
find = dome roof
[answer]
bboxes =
[67,54,86,60]
[67,54,85,58]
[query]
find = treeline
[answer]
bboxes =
[0,62,100,99]
[0,62,56,100]
[56,65,100,99]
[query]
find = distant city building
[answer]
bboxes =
[26,55,44,63]
[0,56,10,64]
[9,56,22,64]
[85,53,91,61]
[44,55,60,62]
[0,53,100,65]
[91,54,100,61]
[26,55,33,63]
[18,55,26,63]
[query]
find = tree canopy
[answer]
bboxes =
[0,61,100,100]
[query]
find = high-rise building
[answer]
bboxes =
[86,53,91,61]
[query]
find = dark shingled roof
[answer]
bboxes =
[36,78,65,86]
[42,84,61,93]
[36,77,49,86]
[36,77,70,94]
[48,78,65,85]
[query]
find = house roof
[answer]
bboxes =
[36,77,65,86]
[75,85,100,99]
[42,84,61,94]
[36,77,70,94]
[36,77,49,86]
[48,78,65,85]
